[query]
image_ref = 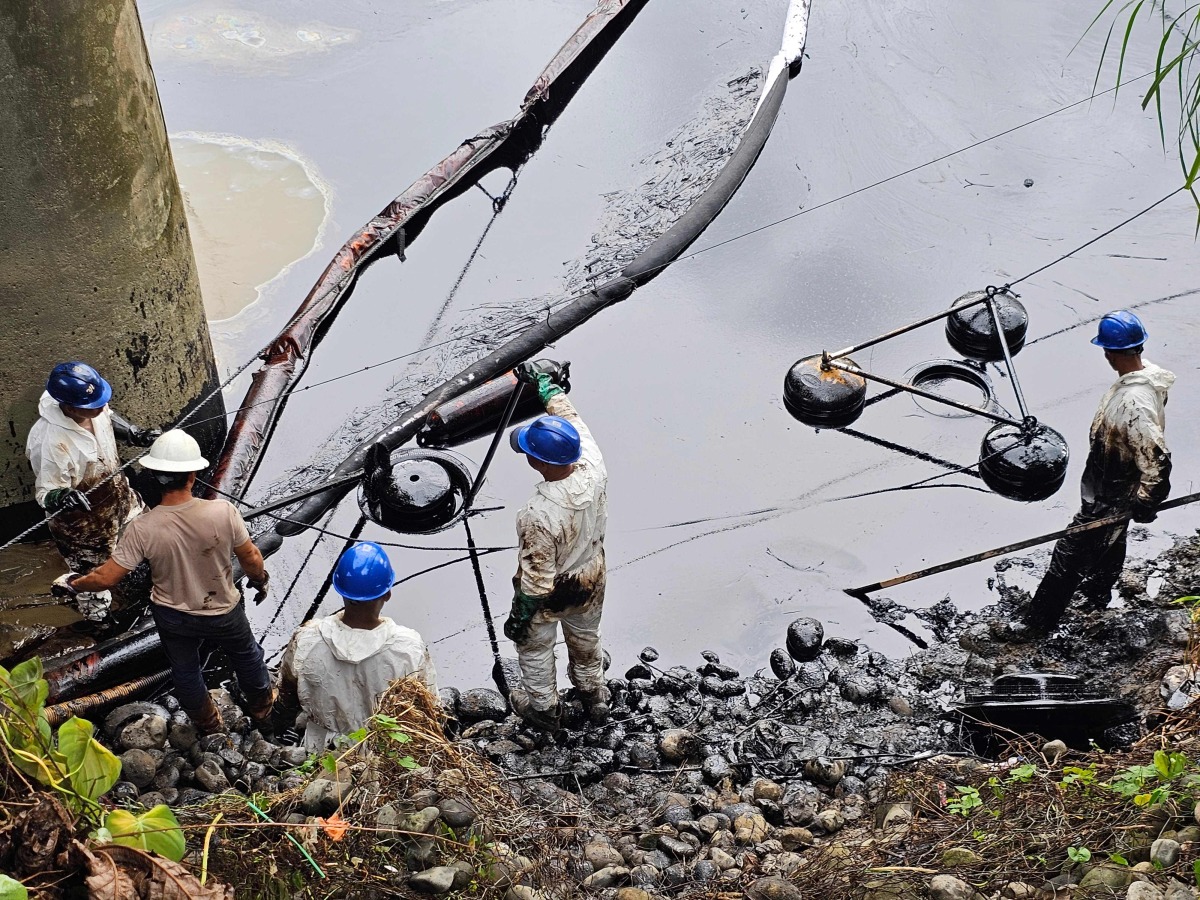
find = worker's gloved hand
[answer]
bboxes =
[247,572,270,605]
[1131,501,1158,524]
[127,426,162,448]
[515,360,569,405]
[51,573,80,599]
[503,591,541,644]
[111,411,162,448]
[44,488,91,514]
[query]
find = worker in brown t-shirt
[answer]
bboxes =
[65,430,273,734]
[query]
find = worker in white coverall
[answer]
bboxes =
[503,361,609,731]
[278,542,439,751]
[26,362,159,620]
[1022,310,1174,636]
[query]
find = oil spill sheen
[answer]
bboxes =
[173,133,329,323]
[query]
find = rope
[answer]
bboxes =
[421,167,522,346]
[1003,187,1185,289]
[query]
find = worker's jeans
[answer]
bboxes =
[1026,504,1129,630]
[151,601,271,714]
[515,594,605,711]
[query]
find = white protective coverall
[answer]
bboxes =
[26,392,144,616]
[514,394,608,711]
[279,611,439,751]
[1029,361,1174,626]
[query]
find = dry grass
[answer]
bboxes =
[189,676,589,899]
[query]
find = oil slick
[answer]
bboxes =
[171,132,330,323]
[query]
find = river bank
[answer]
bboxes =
[4,525,1197,897]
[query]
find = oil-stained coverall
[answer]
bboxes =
[26,391,144,616]
[278,613,439,751]
[511,393,608,714]
[1027,362,1174,629]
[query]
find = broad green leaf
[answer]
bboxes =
[319,753,337,774]
[1134,792,1153,806]
[0,874,27,900]
[103,806,186,862]
[7,658,47,716]
[397,756,419,770]
[58,716,120,803]
[387,730,411,745]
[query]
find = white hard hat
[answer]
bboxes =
[140,429,209,472]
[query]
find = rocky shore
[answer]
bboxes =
[76,527,1200,898]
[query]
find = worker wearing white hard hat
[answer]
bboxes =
[65,430,275,734]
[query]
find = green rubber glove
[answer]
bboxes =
[533,372,563,405]
[504,591,542,644]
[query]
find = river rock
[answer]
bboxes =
[438,687,461,717]
[276,745,309,768]
[119,749,158,789]
[888,696,914,717]
[301,778,346,817]
[786,618,824,662]
[119,715,168,751]
[710,847,736,869]
[639,647,659,663]
[1127,884,1166,900]
[814,809,845,834]
[193,758,230,794]
[1079,864,1132,891]
[770,649,796,680]
[1040,739,1068,766]
[752,778,784,802]
[585,840,624,870]
[629,864,659,887]
[1164,878,1197,900]
[701,675,746,698]
[167,713,198,752]
[659,835,696,859]
[659,729,700,762]
[1152,837,1182,867]
[409,866,458,895]
[458,689,508,723]
[804,756,846,787]
[504,889,544,900]
[929,875,981,900]
[437,798,476,830]
[746,875,803,900]
[702,754,733,784]
[775,827,813,850]
[941,847,979,866]
[105,702,170,739]
[733,813,769,844]
[615,890,652,900]
[583,866,629,889]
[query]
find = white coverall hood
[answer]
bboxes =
[281,612,439,751]
[27,391,123,506]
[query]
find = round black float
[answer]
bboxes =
[783,354,868,429]
[945,289,1028,360]
[978,421,1069,501]
[903,359,995,418]
[359,445,473,534]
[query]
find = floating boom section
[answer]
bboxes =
[265,0,813,554]
[206,0,650,501]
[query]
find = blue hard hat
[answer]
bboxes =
[1091,310,1148,351]
[511,415,582,466]
[332,542,395,602]
[46,362,112,409]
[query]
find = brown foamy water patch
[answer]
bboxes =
[150,6,356,70]
[172,132,329,322]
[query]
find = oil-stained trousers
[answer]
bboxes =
[513,394,608,711]
[1027,362,1174,629]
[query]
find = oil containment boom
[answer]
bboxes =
[264,0,814,555]
[205,0,652,502]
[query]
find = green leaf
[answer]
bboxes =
[1067,846,1092,863]
[1110,854,1129,866]
[1133,792,1154,806]
[319,753,337,774]
[1192,857,1200,888]
[387,730,411,745]
[397,756,419,771]
[57,716,120,803]
[102,806,186,862]
[0,875,26,900]
[7,658,47,716]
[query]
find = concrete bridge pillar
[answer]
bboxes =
[0,0,225,533]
